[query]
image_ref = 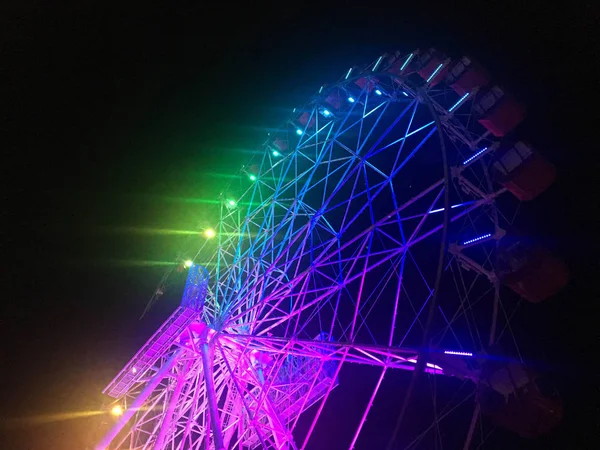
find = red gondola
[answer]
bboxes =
[325,89,344,109]
[475,86,526,136]
[445,56,491,96]
[414,48,450,86]
[493,140,557,201]
[479,361,563,438]
[272,137,288,152]
[297,111,315,129]
[354,76,379,92]
[496,235,568,303]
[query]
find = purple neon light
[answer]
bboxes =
[429,201,472,214]
[462,147,488,165]
[444,350,473,357]
[407,358,443,371]
[462,233,491,246]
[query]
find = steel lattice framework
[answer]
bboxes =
[96,50,527,450]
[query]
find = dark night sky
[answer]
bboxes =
[1,2,599,449]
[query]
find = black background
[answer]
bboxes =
[2,1,599,449]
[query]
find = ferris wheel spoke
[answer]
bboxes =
[286,111,434,244]
[402,391,476,450]
[248,194,497,343]
[495,297,524,361]
[339,252,404,342]
[432,284,495,350]
[226,219,317,320]
[348,366,388,450]
[355,101,391,155]
[452,259,486,351]
[398,288,433,348]
[365,99,419,158]
[319,178,445,264]
[227,187,483,333]
[337,131,439,238]
[247,237,373,335]
[406,186,446,245]
[281,234,370,338]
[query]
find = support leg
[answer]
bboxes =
[201,341,226,450]
[254,364,292,450]
[95,349,183,450]
[154,359,191,449]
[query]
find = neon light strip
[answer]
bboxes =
[345,67,353,80]
[462,233,491,246]
[363,102,386,118]
[448,92,470,112]
[407,359,443,370]
[428,202,472,214]
[372,55,383,71]
[400,53,413,71]
[426,63,444,83]
[462,147,488,165]
[444,350,473,357]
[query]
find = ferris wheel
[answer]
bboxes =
[95,48,568,450]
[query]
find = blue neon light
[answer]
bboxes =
[400,53,413,71]
[363,102,385,118]
[377,120,435,151]
[462,147,488,165]
[372,55,383,71]
[375,89,383,96]
[348,97,355,103]
[295,128,303,136]
[319,85,324,93]
[426,63,444,83]
[322,109,332,117]
[428,202,471,214]
[448,92,470,112]
[402,91,409,97]
[462,233,492,246]
[345,67,353,80]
